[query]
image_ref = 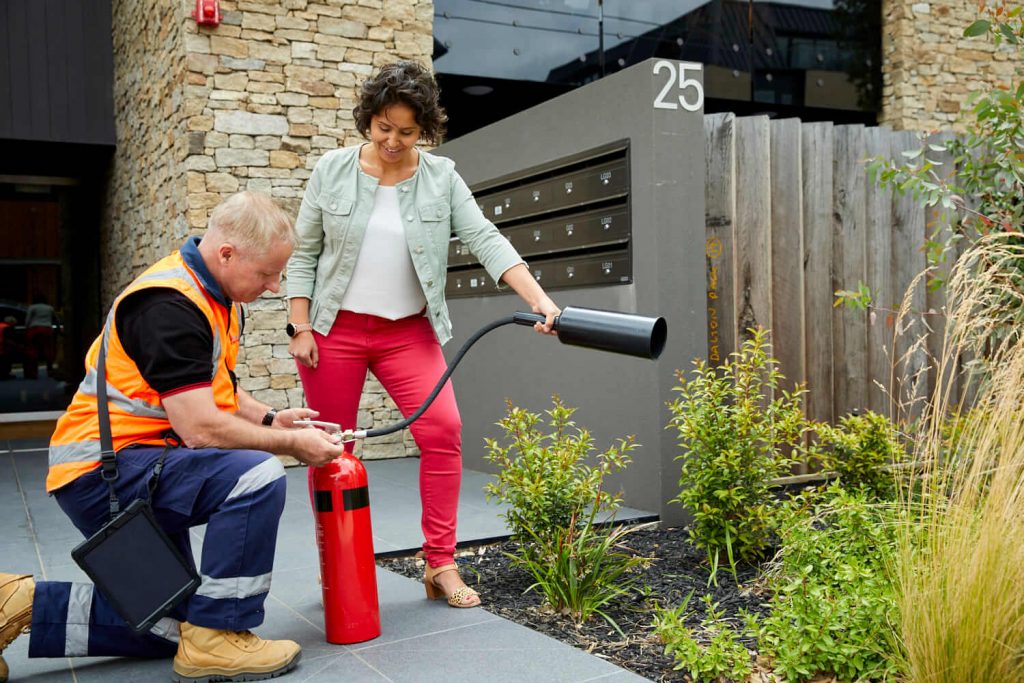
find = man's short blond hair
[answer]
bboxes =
[206,191,295,253]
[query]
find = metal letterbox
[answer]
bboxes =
[447,142,630,296]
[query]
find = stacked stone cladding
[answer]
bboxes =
[881,0,1021,131]
[106,0,434,458]
[105,0,190,306]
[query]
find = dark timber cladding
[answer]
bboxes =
[0,0,114,145]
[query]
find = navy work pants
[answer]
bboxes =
[29,446,287,658]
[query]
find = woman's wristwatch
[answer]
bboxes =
[286,322,313,337]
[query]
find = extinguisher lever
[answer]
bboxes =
[339,429,367,444]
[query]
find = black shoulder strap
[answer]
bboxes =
[95,328,120,518]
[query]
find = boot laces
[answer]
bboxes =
[227,630,261,649]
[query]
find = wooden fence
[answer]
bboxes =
[703,113,963,427]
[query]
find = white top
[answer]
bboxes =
[25,303,55,328]
[340,185,427,320]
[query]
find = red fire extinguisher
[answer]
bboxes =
[313,453,381,644]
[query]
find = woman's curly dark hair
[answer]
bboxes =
[353,61,447,144]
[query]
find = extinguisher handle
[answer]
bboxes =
[512,311,561,329]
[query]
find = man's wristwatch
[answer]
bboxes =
[286,322,313,338]
[262,409,278,427]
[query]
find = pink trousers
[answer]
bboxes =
[297,310,462,567]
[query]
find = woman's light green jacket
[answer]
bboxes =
[287,145,524,345]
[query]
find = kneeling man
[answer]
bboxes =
[0,192,345,682]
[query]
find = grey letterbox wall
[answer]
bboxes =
[435,59,706,525]
[447,142,632,296]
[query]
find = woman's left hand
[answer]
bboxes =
[272,408,321,429]
[532,296,561,335]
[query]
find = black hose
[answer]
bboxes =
[363,315,518,438]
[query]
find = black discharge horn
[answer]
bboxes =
[512,306,667,360]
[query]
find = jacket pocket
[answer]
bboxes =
[418,200,452,255]
[319,194,353,240]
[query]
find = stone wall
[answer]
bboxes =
[106,0,433,458]
[105,0,190,305]
[881,0,1020,130]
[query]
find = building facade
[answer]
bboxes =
[0,0,1018,453]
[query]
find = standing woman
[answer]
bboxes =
[286,61,560,608]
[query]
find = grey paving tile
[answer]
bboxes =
[270,563,500,648]
[290,652,391,682]
[354,618,632,682]
[269,538,318,572]
[0,634,76,682]
[69,655,172,682]
[33,534,89,573]
[259,589,345,663]
[0,539,43,575]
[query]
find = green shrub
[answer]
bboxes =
[483,395,635,547]
[668,327,813,563]
[653,593,754,683]
[816,411,906,500]
[513,509,650,633]
[758,484,901,682]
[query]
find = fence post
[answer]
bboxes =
[802,121,836,427]
[704,112,737,367]
[832,124,869,419]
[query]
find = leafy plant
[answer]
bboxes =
[513,508,650,634]
[668,327,813,563]
[653,592,754,683]
[860,3,1023,299]
[484,396,635,547]
[816,411,906,501]
[758,484,901,682]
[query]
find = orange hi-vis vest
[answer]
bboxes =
[47,250,241,492]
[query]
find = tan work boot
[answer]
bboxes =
[172,622,301,682]
[0,573,35,683]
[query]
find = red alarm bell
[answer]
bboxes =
[193,0,222,27]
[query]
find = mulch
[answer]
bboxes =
[378,524,775,682]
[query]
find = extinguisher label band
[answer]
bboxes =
[314,490,332,513]
[343,486,370,511]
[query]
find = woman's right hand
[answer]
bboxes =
[289,331,318,369]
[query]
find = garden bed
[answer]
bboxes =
[379,524,778,682]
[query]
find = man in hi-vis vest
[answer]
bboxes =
[0,192,346,683]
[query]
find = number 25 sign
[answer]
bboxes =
[652,60,704,112]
